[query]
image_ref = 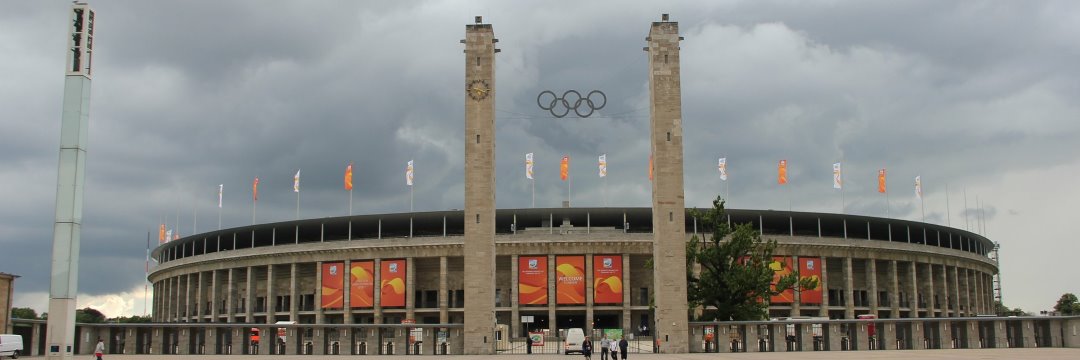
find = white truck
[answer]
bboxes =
[0,334,23,359]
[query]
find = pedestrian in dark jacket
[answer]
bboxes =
[619,337,628,359]
[582,337,593,359]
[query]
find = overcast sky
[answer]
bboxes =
[2,0,1078,317]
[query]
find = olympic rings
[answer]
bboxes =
[537,90,607,118]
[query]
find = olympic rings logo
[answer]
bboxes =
[537,90,607,118]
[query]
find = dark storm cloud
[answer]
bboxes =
[2,0,1077,315]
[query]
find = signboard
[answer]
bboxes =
[528,332,545,346]
[518,256,548,305]
[350,261,375,308]
[769,256,795,303]
[521,315,535,323]
[321,262,344,308]
[380,259,407,307]
[799,257,823,304]
[593,255,623,304]
[555,256,585,304]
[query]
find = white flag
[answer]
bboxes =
[833,162,842,189]
[915,176,922,199]
[293,169,300,192]
[525,153,534,180]
[165,229,173,241]
[218,184,223,208]
[406,160,414,186]
[598,154,607,178]
[718,158,728,181]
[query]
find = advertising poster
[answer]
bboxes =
[769,256,795,303]
[350,260,375,308]
[380,259,407,307]
[519,256,548,305]
[592,255,623,304]
[321,262,344,308]
[528,332,545,346]
[556,256,585,304]
[799,257,823,304]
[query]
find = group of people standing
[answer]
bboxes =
[581,334,628,360]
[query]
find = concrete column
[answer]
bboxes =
[585,254,593,335]
[819,257,829,318]
[246,267,255,323]
[344,259,352,324]
[909,262,920,318]
[965,320,980,349]
[547,254,556,334]
[210,271,219,320]
[972,270,981,315]
[373,259,382,324]
[266,265,276,322]
[925,264,936,317]
[178,328,191,355]
[313,328,325,355]
[195,272,203,321]
[951,266,961,318]
[151,327,163,354]
[124,328,136,355]
[315,261,324,324]
[961,268,971,316]
[290,263,298,321]
[936,322,950,349]
[185,274,192,321]
[227,268,236,322]
[844,257,854,319]
[828,323,843,351]
[439,257,448,324]
[867,259,879,315]
[911,322,925,350]
[511,254,520,338]
[647,14,690,353]
[889,261,900,319]
[993,320,1008,348]
[406,257,415,322]
[792,255,801,316]
[939,264,950,317]
[882,323,897,350]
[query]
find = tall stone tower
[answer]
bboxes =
[47,3,95,360]
[462,15,497,355]
[646,14,689,353]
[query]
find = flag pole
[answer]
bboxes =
[349,189,353,216]
[296,190,300,220]
[144,230,150,316]
[193,202,197,235]
[840,166,846,214]
[603,177,607,207]
[963,188,969,231]
[410,185,414,212]
[253,196,257,225]
[568,172,572,207]
[531,178,535,208]
[885,191,890,217]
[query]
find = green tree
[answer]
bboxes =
[107,315,152,323]
[1053,293,1079,315]
[11,307,39,319]
[685,196,818,321]
[75,307,106,323]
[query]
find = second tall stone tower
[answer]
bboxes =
[647,14,689,353]
[462,16,497,355]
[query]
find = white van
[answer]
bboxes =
[0,334,23,359]
[563,328,585,355]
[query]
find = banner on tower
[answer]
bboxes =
[799,257,823,304]
[778,160,788,185]
[593,255,623,304]
[718,157,728,181]
[598,154,607,178]
[380,259,407,307]
[350,261,375,308]
[769,256,794,303]
[833,162,842,189]
[560,156,569,181]
[525,153,534,180]
[878,169,887,193]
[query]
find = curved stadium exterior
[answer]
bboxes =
[149,207,999,338]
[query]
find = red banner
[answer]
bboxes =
[350,261,375,308]
[799,257,823,304]
[556,256,585,305]
[769,256,794,303]
[593,255,623,304]
[519,256,548,305]
[380,259,406,307]
[321,262,344,309]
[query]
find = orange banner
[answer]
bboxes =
[593,255,623,304]
[519,256,548,305]
[350,261,375,308]
[799,257,823,304]
[321,262,344,309]
[878,168,887,193]
[778,160,788,185]
[380,259,406,307]
[344,163,353,191]
[556,256,585,304]
[769,256,794,303]
[560,155,569,181]
[648,155,653,181]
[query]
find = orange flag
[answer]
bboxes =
[878,169,887,193]
[778,160,788,185]
[344,163,354,191]
[560,155,569,181]
[158,224,166,244]
[253,177,260,201]
[648,155,654,181]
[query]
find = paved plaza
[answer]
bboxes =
[52,348,1080,360]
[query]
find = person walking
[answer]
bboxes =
[94,338,105,360]
[582,337,593,360]
[619,336,629,359]
[610,337,619,360]
[600,333,610,360]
